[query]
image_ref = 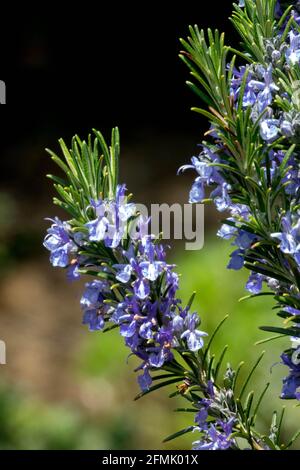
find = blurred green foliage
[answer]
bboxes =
[0,383,105,449]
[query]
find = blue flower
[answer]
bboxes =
[217,222,237,240]
[281,347,300,400]
[179,313,208,352]
[85,216,109,242]
[139,260,164,281]
[133,277,150,300]
[193,418,235,451]
[232,65,279,116]
[82,309,106,331]
[148,348,168,368]
[114,264,133,283]
[43,217,76,268]
[80,280,108,309]
[194,407,209,429]
[212,183,232,212]
[227,249,244,270]
[85,185,136,248]
[246,272,264,294]
[178,147,223,204]
[234,230,256,250]
[229,66,251,102]
[248,66,278,112]
[227,230,257,271]
[114,237,168,300]
[242,87,257,107]
[67,262,81,281]
[286,31,300,65]
[80,280,110,331]
[260,119,280,142]
[138,238,166,281]
[189,178,206,203]
[272,213,300,267]
[138,367,152,391]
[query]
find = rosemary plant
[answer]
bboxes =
[179,0,300,403]
[43,0,300,451]
[44,128,298,450]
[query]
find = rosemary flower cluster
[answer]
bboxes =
[180,0,300,401]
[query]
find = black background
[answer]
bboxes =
[0,3,235,126]
[0,2,236,183]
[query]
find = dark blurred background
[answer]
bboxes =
[0,1,298,450]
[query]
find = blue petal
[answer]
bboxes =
[189,179,205,203]
[138,368,152,391]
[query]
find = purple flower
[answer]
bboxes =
[140,260,164,282]
[260,119,280,142]
[193,418,235,451]
[227,249,244,270]
[230,66,251,102]
[114,264,133,283]
[43,217,76,268]
[178,155,214,182]
[281,347,300,400]
[217,222,237,240]
[139,238,166,281]
[226,229,257,271]
[120,317,137,338]
[212,183,232,212]
[243,87,257,108]
[195,407,209,429]
[272,213,300,267]
[176,313,208,352]
[81,280,110,331]
[248,66,278,112]
[231,65,278,115]
[148,348,168,368]
[230,204,250,220]
[286,31,300,65]
[234,230,256,250]
[114,238,167,297]
[246,272,264,294]
[189,178,206,203]
[85,214,109,242]
[80,280,108,309]
[67,262,81,281]
[178,146,224,204]
[138,367,152,391]
[133,277,150,300]
[115,298,144,337]
[82,309,106,331]
[85,185,136,248]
